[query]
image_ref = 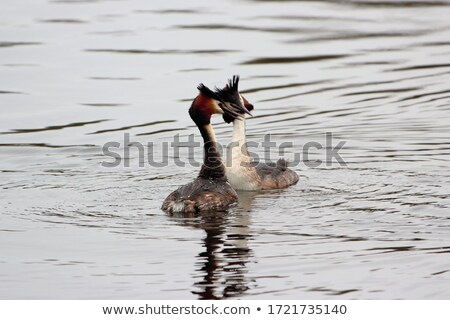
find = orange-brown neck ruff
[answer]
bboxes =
[189,94,218,126]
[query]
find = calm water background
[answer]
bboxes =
[1,0,450,299]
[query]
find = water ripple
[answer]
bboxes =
[0,42,43,48]
[85,49,239,55]
[1,0,450,300]
[240,54,351,65]
[87,120,176,135]
[1,120,110,135]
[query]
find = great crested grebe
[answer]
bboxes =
[162,83,251,213]
[216,76,299,191]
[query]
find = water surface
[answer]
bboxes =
[1,0,450,299]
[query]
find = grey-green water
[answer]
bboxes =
[1,0,449,299]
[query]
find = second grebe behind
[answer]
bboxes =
[217,76,299,191]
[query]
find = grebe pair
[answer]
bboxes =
[162,76,298,213]
[161,83,250,213]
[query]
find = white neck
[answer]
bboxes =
[226,115,259,190]
[231,116,248,156]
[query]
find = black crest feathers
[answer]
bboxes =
[197,83,222,101]
[228,75,239,91]
[214,75,241,106]
[215,75,250,123]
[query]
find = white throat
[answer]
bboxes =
[226,115,260,190]
[231,116,248,155]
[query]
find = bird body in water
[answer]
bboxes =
[161,83,251,213]
[217,76,299,191]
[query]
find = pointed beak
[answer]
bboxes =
[213,82,252,119]
[236,100,253,117]
[219,101,252,119]
[218,102,241,118]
